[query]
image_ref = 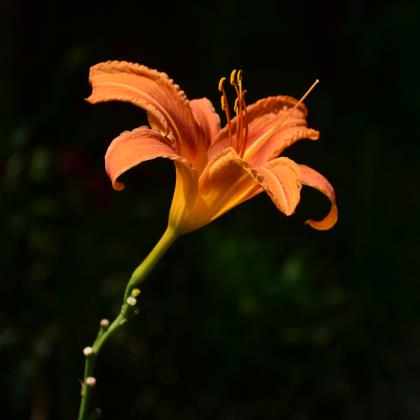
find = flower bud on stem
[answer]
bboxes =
[76,227,178,420]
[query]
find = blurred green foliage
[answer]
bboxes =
[1,0,420,419]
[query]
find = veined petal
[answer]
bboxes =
[87,61,202,164]
[105,126,195,191]
[190,98,221,145]
[244,114,319,167]
[298,164,338,230]
[254,157,302,216]
[209,96,317,165]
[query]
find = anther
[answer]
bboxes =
[230,69,237,85]
[236,69,243,85]
[85,377,96,387]
[131,288,141,297]
[83,346,94,356]
[218,74,233,142]
[127,296,137,306]
[218,77,226,92]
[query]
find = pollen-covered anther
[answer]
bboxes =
[217,68,249,156]
[236,70,243,92]
[218,75,233,143]
[230,69,237,85]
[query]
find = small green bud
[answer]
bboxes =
[131,288,141,297]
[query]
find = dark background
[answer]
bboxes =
[1,0,419,419]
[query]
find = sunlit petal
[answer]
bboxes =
[87,61,202,164]
[244,118,319,166]
[105,126,194,191]
[209,95,318,165]
[190,98,221,145]
[298,164,338,230]
[254,157,302,216]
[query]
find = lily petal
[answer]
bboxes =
[87,61,202,163]
[298,164,338,230]
[244,114,319,167]
[105,126,195,191]
[189,152,303,230]
[209,96,317,165]
[190,98,221,145]
[254,157,302,216]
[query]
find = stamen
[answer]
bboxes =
[230,69,237,85]
[218,70,249,156]
[239,90,249,157]
[236,70,247,156]
[218,77,226,92]
[234,98,239,114]
[218,76,233,143]
[236,70,243,88]
[227,69,240,153]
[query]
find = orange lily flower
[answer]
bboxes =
[87,61,337,235]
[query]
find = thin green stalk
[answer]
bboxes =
[123,226,178,301]
[76,227,178,420]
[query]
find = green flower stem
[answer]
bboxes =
[77,226,178,420]
[123,226,178,302]
[77,313,127,420]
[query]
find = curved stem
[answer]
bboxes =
[76,227,178,420]
[123,226,178,301]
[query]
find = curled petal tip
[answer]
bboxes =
[298,164,337,231]
[305,203,338,231]
[113,181,125,191]
[85,96,97,105]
